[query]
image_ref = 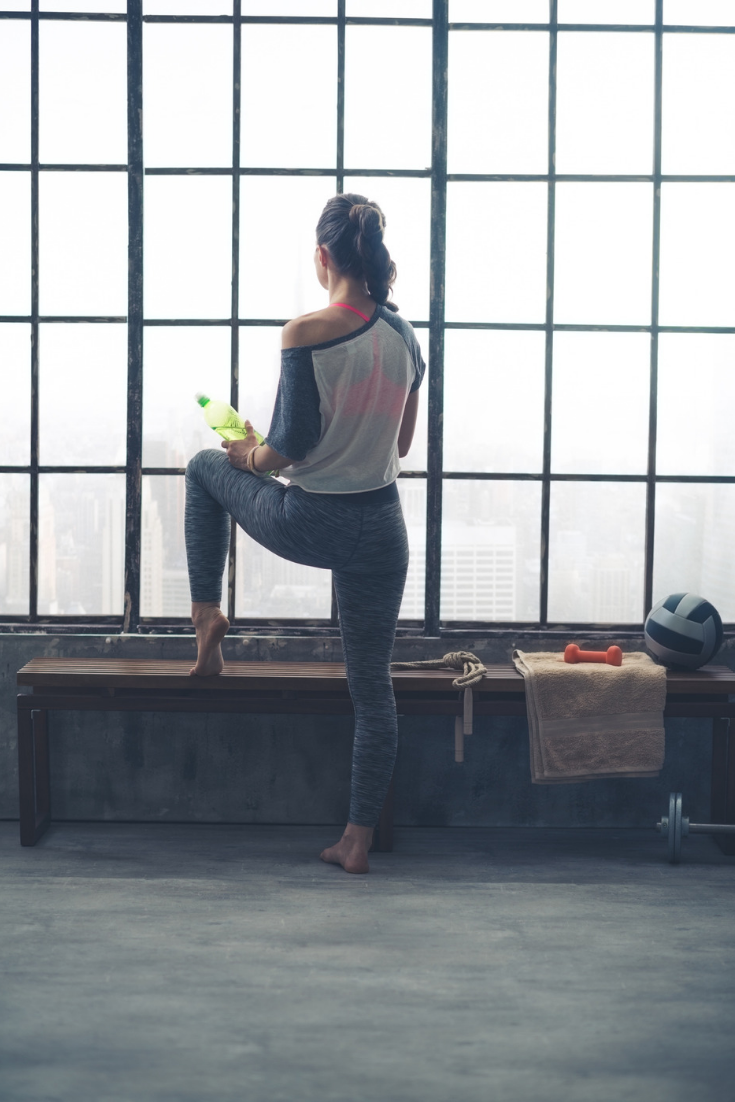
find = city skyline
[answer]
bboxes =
[4,457,732,622]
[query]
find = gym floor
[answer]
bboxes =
[1,822,734,1102]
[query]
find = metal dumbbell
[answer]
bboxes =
[657,791,735,864]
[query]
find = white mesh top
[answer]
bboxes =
[265,304,425,494]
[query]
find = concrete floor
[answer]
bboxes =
[1,823,734,1102]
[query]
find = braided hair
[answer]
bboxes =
[315,193,398,312]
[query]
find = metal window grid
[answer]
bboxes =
[0,0,734,635]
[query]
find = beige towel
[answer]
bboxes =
[512,650,666,784]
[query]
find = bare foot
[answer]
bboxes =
[320,823,373,874]
[189,602,229,677]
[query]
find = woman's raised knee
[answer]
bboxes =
[185,447,223,482]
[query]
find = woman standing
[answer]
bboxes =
[184,193,425,874]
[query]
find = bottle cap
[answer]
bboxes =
[195,392,209,407]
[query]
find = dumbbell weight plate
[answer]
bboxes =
[668,791,683,865]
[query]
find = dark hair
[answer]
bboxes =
[316,193,398,312]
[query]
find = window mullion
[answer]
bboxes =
[644,0,664,618]
[337,0,345,194]
[426,0,448,637]
[539,0,557,627]
[124,0,143,633]
[227,1,242,623]
[331,0,346,625]
[29,0,39,622]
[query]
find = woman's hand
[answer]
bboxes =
[221,420,260,470]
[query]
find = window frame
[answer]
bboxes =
[1,0,734,636]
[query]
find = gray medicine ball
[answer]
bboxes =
[644,592,723,669]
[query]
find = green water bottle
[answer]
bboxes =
[196,393,277,476]
[195,393,265,444]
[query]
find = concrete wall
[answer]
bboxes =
[3,631,732,829]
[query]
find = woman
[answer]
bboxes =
[184,193,425,874]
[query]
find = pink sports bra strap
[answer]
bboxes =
[331,302,372,323]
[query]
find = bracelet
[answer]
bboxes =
[246,443,279,479]
[246,445,264,475]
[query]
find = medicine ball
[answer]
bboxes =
[644,592,723,669]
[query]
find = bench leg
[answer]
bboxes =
[375,773,395,853]
[18,705,51,847]
[711,717,735,855]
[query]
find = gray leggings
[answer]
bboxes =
[184,449,409,827]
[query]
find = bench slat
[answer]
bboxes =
[17,658,523,693]
[16,657,735,696]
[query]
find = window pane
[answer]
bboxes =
[450,1,549,18]
[2,2,30,11]
[443,330,545,473]
[38,324,127,467]
[654,484,735,622]
[551,332,650,475]
[40,23,126,165]
[0,173,31,316]
[556,33,654,174]
[657,334,735,476]
[40,173,128,316]
[554,183,652,325]
[662,36,735,175]
[442,481,541,622]
[145,176,232,319]
[559,0,654,21]
[0,22,30,162]
[348,0,430,13]
[659,184,735,327]
[141,475,216,617]
[448,31,548,174]
[343,176,430,321]
[344,28,431,170]
[398,478,426,621]
[236,527,331,620]
[241,0,333,12]
[239,176,336,320]
[38,473,126,615]
[42,1,126,10]
[446,182,547,323]
[144,26,232,168]
[0,474,29,615]
[0,325,30,466]
[548,482,646,623]
[400,329,428,471]
[664,1,735,25]
[143,327,232,469]
[238,327,282,443]
[241,26,336,169]
[145,0,230,12]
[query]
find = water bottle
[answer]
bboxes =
[195,393,277,476]
[195,393,265,444]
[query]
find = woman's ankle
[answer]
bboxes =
[191,601,224,625]
[343,823,374,846]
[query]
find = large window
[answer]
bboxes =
[1,0,734,634]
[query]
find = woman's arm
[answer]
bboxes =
[224,320,323,473]
[397,391,419,459]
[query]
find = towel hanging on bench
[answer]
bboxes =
[513,649,666,784]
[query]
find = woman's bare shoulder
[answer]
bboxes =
[282,307,367,350]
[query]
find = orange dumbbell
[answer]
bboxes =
[564,644,623,667]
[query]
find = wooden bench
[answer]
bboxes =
[16,658,735,853]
